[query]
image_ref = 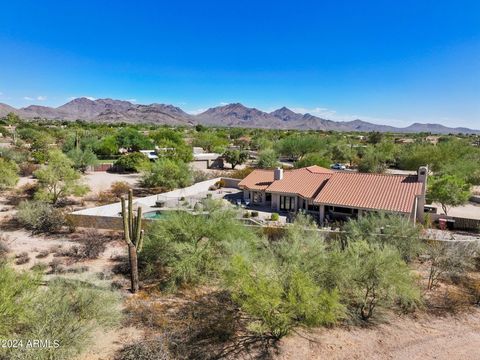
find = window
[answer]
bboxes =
[266,193,272,202]
[280,196,295,211]
[253,192,263,204]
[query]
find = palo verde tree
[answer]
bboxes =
[222,149,249,169]
[121,189,144,293]
[34,150,89,204]
[427,175,471,215]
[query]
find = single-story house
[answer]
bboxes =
[238,165,428,224]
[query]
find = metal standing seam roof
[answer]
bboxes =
[238,166,424,213]
[313,172,423,213]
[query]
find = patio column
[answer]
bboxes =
[319,205,325,226]
[261,192,266,205]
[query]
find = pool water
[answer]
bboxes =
[143,211,166,219]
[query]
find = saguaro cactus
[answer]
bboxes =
[121,189,144,293]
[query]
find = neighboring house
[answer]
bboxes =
[193,152,224,169]
[238,165,428,224]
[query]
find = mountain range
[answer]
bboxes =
[0,98,478,134]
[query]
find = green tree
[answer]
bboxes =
[0,158,19,190]
[114,152,150,172]
[275,134,324,160]
[223,149,249,169]
[5,112,20,124]
[94,135,119,157]
[34,150,89,204]
[67,147,98,173]
[116,128,152,152]
[294,153,330,169]
[428,175,471,215]
[257,149,279,169]
[141,159,193,189]
[192,132,229,153]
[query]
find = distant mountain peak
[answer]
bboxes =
[0,97,478,134]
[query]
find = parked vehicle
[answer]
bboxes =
[330,163,346,170]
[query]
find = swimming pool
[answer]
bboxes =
[143,211,167,220]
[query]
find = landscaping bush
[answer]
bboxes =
[250,211,259,217]
[17,201,65,234]
[270,212,279,221]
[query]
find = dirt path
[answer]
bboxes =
[278,310,480,360]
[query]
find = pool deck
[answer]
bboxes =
[71,177,241,218]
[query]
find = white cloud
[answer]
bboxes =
[36,96,47,101]
[23,96,34,101]
[187,108,208,115]
[126,98,137,103]
[219,102,229,106]
[67,96,96,101]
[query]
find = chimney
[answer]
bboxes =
[274,167,283,181]
[417,166,428,192]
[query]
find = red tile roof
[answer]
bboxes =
[238,167,424,213]
[266,168,332,198]
[238,169,275,190]
[313,172,423,213]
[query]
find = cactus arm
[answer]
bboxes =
[135,207,143,246]
[121,196,132,245]
[137,230,144,253]
[128,189,134,237]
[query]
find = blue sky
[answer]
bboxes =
[0,0,479,128]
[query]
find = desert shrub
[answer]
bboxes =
[116,338,171,360]
[229,167,255,179]
[141,207,259,290]
[342,241,421,320]
[35,249,50,259]
[110,181,131,198]
[0,158,19,190]
[48,259,65,274]
[19,162,38,176]
[427,241,479,290]
[243,211,250,218]
[114,152,150,173]
[2,277,120,360]
[0,235,9,259]
[250,211,259,217]
[270,212,279,221]
[224,216,345,338]
[96,190,118,205]
[16,201,65,234]
[342,213,423,261]
[192,169,211,183]
[30,263,48,272]
[225,255,344,339]
[141,159,193,190]
[15,252,30,265]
